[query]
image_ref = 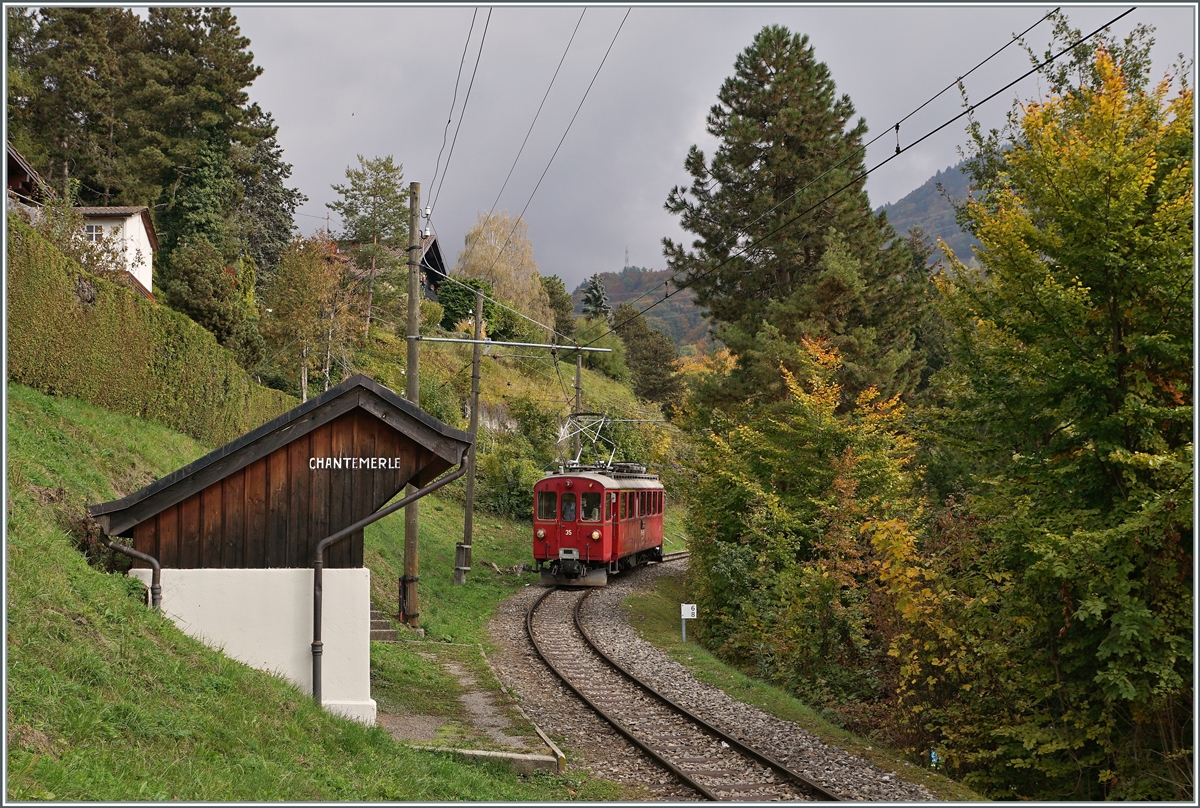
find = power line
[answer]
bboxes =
[427,7,480,205]
[583,6,1136,348]
[426,8,630,347]
[587,5,1062,326]
[433,8,588,323]
[429,7,493,218]
[468,7,631,285]
[485,8,587,223]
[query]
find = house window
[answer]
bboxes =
[85,224,102,242]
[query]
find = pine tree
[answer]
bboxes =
[613,302,684,411]
[663,25,927,405]
[327,155,408,337]
[160,236,261,369]
[237,110,308,288]
[540,274,576,338]
[14,8,145,201]
[579,274,611,321]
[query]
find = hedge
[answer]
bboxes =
[7,219,297,447]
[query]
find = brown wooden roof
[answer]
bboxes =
[89,375,471,568]
[7,141,45,204]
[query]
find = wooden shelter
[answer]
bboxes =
[90,374,472,570]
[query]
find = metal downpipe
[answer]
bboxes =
[310,460,468,706]
[101,536,162,609]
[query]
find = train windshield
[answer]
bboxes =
[581,492,602,521]
[561,493,577,522]
[536,490,557,521]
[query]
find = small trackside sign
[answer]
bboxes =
[681,603,697,619]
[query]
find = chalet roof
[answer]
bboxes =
[7,141,46,204]
[420,234,447,297]
[89,374,472,538]
[73,205,161,253]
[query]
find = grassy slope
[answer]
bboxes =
[623,572,986,802]
[4,383,611,801]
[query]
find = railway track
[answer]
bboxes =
[526,580,841,801]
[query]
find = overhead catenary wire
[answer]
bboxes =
[459,7,631,289]
[428,7,493,218]
[581,6,1137,349]
[427,7,480,208]
[582,5,1064,327]
[442,6,596,277]
[423,7,632,346]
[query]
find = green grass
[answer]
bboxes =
[364,492,539,645]
[622,570,988,802]
[4,383,622,801]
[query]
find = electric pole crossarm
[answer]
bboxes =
[406,336,611,353]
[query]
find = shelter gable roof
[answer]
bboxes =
[89,374,471,536]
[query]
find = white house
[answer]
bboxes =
[73,206,159,298]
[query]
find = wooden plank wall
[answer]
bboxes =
[131,410,430,568]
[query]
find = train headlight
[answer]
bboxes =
[591,530,601,541]
[536,528,546,539]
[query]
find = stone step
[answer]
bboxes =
[370,608,400,642]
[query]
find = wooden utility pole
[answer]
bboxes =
[402,182,421,628]
[456,290,484,586]
[573,353,582,461]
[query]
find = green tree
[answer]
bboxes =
[261,235,353,400]
[682,337,915,704]
[579,274,611,320]
[11,8,146,202]
[561,317,627,382]
[613,302,684,412]
[160,237,262,370]
[327,155,409,337]
[541,274,576,338]
[437,277,497,332]
[908,46,1193,799]
[663,25,926,406]
[237,110,307,288]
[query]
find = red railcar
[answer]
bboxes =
[532,463,665,586]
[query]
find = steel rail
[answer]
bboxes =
[574,588,841,801]
[526,586,722,800]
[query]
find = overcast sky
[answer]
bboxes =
[233,3,1195,292]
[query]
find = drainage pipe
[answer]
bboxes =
[312,460,468,706]
[101,536,162,609]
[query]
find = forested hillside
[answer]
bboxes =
[571,266,710,347]
[878,161,980,263]
[663,17,1192,800]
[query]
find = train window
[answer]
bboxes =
[581,492,602,522]
[561,493,577,522]
[536,490,557,521]
[639,491,646,516]
[620,493,626,519]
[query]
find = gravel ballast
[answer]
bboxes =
[486,560,937,801]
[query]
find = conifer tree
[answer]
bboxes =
[327,155,408,337]
[613,302,684,411]
[579,274,612,321]
[664,25,927,405]
[237,110,308,288]
[541,274,576,338]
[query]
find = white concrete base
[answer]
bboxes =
[323,699,379,725]
[129,567,376,726]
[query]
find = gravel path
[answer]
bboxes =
[486,560,938,802]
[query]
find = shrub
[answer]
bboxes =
[7,219,295,446]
